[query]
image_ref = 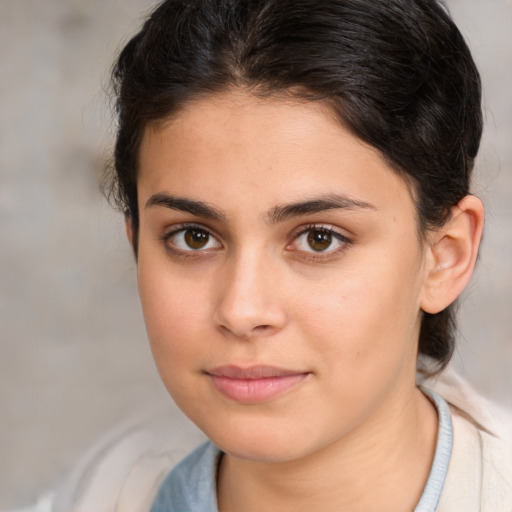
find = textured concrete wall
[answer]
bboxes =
[0,0,510,508]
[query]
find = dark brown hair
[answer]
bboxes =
[107,0,482,370]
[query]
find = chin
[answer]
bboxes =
[198,414,319,464]
[217,437,307,463]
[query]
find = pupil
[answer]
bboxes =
[307,230,332,251]
[185,229,209,249]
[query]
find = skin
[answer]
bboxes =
[132,90,482,511]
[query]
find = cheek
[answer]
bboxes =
[295,245,424,365]
[290,261,423,429]
[137,258,212,368]
[138,269,216,413]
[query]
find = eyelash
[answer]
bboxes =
[161,223,222,259]
[161,223,352,261]
[288,224,352,261]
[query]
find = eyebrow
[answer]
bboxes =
[145,192,375,223]
[266,194,376,224]
[145,193,227,221]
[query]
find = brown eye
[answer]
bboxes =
[307,230,333,252]
[291,226,349,256]
[184,228,210,249]
[167,226,222,252]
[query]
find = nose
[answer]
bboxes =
[213,251,287,340]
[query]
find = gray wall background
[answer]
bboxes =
[0,0,510,509]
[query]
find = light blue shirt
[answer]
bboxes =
[150,389,453,512]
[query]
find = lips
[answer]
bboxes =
[205,365,310,404]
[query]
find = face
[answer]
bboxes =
[136,91,429,463]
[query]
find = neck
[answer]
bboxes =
[217,386,438,512]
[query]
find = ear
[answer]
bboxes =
[124,215,138,258]
[125,215,134,245]
[421,195,485,314]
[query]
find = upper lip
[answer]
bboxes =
[206,365,307,379]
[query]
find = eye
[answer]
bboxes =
[292,226,350,254]
[165,226,222,252]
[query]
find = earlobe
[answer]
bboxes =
[421,195,485,314]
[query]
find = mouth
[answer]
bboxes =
[205,365,311,404]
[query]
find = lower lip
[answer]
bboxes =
[208,373,309,404]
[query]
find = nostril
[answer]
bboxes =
[217,322,275,340]
[254,324,272,332]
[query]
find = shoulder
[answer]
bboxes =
[45,405,206,512]
[419,361,512,511]
[150,441,220,512]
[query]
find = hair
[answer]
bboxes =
[107,0,482,371]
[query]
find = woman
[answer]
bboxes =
[47,0,512,510]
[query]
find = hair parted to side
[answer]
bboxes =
[106,0,482,372]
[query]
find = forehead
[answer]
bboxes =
[138,91,417,221]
